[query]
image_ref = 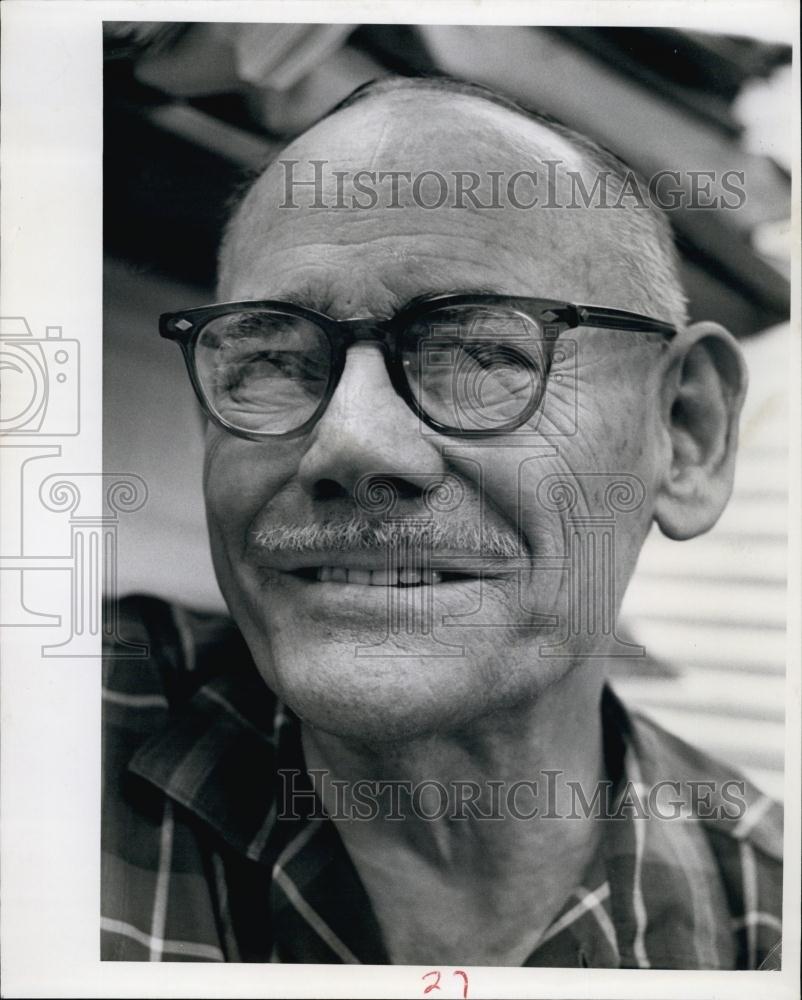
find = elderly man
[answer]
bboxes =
[102,77,782,968]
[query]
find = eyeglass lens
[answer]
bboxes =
[402,306,546,432]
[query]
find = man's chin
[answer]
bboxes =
[240,624,490,747]
[225,573,569,745]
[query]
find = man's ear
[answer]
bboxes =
[654,321,748,540]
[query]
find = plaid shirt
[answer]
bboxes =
[102,595,783,968]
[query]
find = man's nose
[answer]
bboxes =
[296,343,443,501]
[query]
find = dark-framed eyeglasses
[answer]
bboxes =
[159,294,677,441]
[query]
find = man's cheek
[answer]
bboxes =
[203,437,270,541]
[203,454,270,560]
[443,452,561,584]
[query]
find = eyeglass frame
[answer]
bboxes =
[159,293,678,442]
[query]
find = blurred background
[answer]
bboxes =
[103,22,792,799]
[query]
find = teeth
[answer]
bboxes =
[314,567,443,586]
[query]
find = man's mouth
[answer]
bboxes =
[289,566,477,587]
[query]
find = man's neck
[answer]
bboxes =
[300,669,608,966]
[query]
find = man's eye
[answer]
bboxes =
[461,343,529,374]
[218,350,327,398]
[228,350,308,379]
[423,341,540,384]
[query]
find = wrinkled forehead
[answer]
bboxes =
[267,92,585,194]
[219,92,644,310]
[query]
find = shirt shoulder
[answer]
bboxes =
[617,692,783,969]
[103,593,244,705]
[102,594,263,961]
[622,698,783,859]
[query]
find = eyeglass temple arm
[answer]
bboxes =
[576,305,677,338]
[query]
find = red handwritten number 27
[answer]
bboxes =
[422,970,469,998]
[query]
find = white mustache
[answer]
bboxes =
[252,516,520,556]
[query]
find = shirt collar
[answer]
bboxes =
[128,658,286,862]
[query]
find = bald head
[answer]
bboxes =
[218,76,688,328]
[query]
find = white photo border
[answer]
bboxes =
[1,1,799,997]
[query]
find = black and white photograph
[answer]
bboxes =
[1,3,800,998]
